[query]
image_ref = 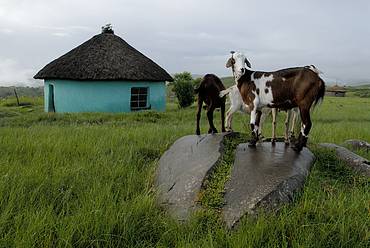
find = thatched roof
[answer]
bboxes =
[34,31,173,82]
[327,84,346,92]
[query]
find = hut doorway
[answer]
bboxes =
[48,84,55,112]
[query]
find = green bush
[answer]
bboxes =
[172,72,195,108]
[192,77,202,89]
[353,89,370,98]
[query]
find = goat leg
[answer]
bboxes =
[196,98,203,135]
[221,102,226,133]
[292,108,311,152]
[249,110,262,147]
[249,128,259,147]
[271,108,277,144]
[207,106,218,134]
[289,108,298,143]
[284,109,292,145]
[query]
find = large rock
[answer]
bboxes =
[155,133,228,220]
[223,142,315,228]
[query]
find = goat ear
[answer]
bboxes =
[226,58,234,68]
[245,58,251,68]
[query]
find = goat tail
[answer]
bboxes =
[219,87,232,98]
[313,78,326,107]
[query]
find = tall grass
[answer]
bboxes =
[0,96,369,247]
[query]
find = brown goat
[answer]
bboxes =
[195,74,226,135]
[226,52,325,151]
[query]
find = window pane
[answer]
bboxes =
[140,88,148,94]
[131,88,139,94]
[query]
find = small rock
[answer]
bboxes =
[320,143,370,177]
[344,139,370,151]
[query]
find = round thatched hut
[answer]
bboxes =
[326,84,346,97]
[34,25,173,113]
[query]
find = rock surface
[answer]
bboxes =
[155,133,228,220]
[223,142,315,228]
[344,139,370,151]
[320,143,370,177]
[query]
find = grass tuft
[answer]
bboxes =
[199,133,248,209]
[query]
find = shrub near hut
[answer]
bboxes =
[172,72,195,108]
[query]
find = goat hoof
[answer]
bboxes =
[248,142,257,147]
[249,137,258,147]
[298,135,308,147]
[291,141,302,152]
[292,144,303,152]
[196,130,200,135]
[292,135,308,152]
[208,129,218,134]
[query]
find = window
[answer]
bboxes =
[130,87,149,110]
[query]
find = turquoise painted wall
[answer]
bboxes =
[44,80,166,113]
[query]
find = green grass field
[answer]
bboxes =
[0,95,369,247]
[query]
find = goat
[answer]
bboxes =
[195,74,226,135]
[226,52,325,151]
[220,86,299,144]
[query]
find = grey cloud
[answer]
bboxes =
[0,0,370,85]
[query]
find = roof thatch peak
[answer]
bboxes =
[101,24,114,34]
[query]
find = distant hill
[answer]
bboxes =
[0,86,43,98]
[352,84,370,89]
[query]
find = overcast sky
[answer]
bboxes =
[1,0,370,86]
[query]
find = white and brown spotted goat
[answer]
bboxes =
[219,84,300,144]
[226,52,325,151]
[221,64,320,144]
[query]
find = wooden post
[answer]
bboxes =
[13,88,20,106]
